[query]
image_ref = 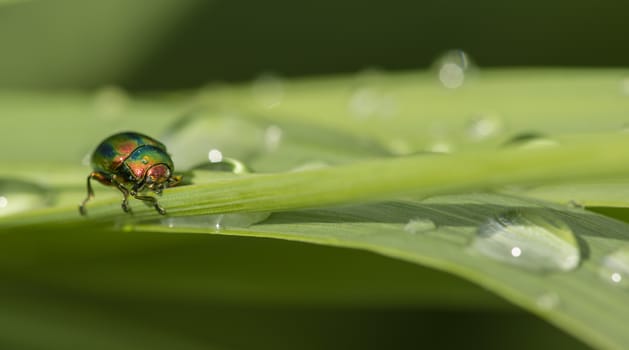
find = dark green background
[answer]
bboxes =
[0,0,626,90]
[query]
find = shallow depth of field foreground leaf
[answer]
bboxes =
[1,69,629,349]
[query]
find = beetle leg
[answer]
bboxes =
[168,175,183,187]
[132,193,166,215]
[110,177,132,214]
[79,172,112,216]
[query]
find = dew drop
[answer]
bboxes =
[510,246,522,257]
[536,292,560,311]
[162,212,270,232]
[432,50,476,89]
[599,247,629,289]
[471,209,580,272]
[348,87,397,119]
[208,149,223,163]
[192,156,250,174]
[264,125,283,151]
[93,86,128,120]
[386,138,413,155]
[466,113,504,141]
[0,179,54,216]
[251,73,285,109]
[567,200,584,209]
[426,141,454,154]
[81,151,92,166]
[404,218,436,234]
[620,77,629,96]
[289,161,329,172]
[161,111,266,170]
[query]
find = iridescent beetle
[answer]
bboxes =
[79,131,181,215]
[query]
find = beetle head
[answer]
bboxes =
[143,164,172,193]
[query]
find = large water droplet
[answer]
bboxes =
[404,218,436,234]
[599,247,629,289]
[432,50,476,89]
[251,73,285,109]
[162,212,270,232]
[0,179,54,216]
[471,209,580,272]
[161,111,266,170]
[466,113,504,141]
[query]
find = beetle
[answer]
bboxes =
[79,131,182,215]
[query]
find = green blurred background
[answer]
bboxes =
[1,0,622,348]
[1,0,626,90]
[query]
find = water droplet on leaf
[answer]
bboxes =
[93,86,128,120]
[426,141,454,154]
[162,212,270,232]
[0,179,54,216]
[162,111,266,170]
[348,87,397,119]
[208,149,223,163]
[251,73,285,109]
[264,125,283,151]
[620,77,629,96]
[466,113,504,141]
[404,218,436,234]
[386,138,413,155]
[471,209,580,272]
[432,50,476,89]
[536,292,560,310]
[599,247,629,289]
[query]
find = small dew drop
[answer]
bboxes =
[432,50,476,89]
[162,212,270,231]
[93,86,128,120]
[439,63,465,89]
[599,247,629,289]
[386,138,413,155]
[427,141,453,154]
[161,111,265,170]
[0,180,54,217]
[466,113,504,141]
[251,73,285,109]
[536,292,560,311]
[208,149,223,163]
[264,125,283,151]
[289,161,329,172]
[348,87,397,119]
[81,152,92,166]
[567,200,585,209]
[471,209,580,272]
[193,157,251,174]
[404,218,437,234]
[511,246,522,257]
[620,78,629,96]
